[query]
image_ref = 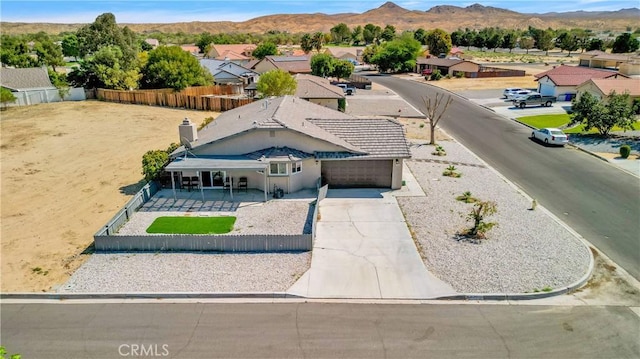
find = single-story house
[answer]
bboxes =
[578,50,640,76]
[180,44,200,56]
[206,44,257,65]
[324,47,364,63]
[449,47,465,58]
[1,66,58,106]
[415,58,479,76]
[576,78,640,104]
[294,74,344,110]
[200,59,259,86]
[251,55,312,75]
[534,65,627,98]
[166,96,409,199]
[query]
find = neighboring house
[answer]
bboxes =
[534,65,626,98]
[416,58,479,76]
[207,44,257,65]
[578,50,640,76]
[576,78,640,105]
[294,74,344,110]
[0,66,85,106]
[166,96,409,197]
[251,55,312,74]
[180,44,200,56]
[144,38,160,48]
[200,59,259,86]
[449,47,465,58]
[324,47,364,63]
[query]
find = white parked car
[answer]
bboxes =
[503,88,524,98]
[507,90,535,100]
[531,128,569,146]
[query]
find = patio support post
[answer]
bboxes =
[263,171,267,202]
[229,176,233,199]
[170,171,176,201]
[198,170,204,202]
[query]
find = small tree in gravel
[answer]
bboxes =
[463,200,497,240]
[423,92,453,145]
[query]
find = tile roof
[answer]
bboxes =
[194,96,361,153]
[264,55,311,73]
[200,59,257,77]
[309,118,411,159]
[210,44,256,58]
[582,78,640,97]
[294,74,344,99]
[416,58,465,67]
[0,67,55,91]
[535,65,624,86]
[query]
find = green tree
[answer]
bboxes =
[381,25,397,42]
[414,28,428,45]
[48,69,70,98]
[300,33,313,54]
[256,69,296,97]
[461,28,476,50]
[142,150,169,181]
[586,38,605,51]
[1,87,17,109]
[450,29,463,47]
[61,34,79,60]
[351,25,364,46]
[426,29,452,57]
[68,45,140,89]
[34,39,65,71]
[310,53,335,78]
[76,13,137,62]
[532,28,555,55]
[196,32,215,54]
[556,30,579,56]
[571,91,635,136]
[502,30,518,53]
[0,35,37,68]
[362,44,378,64]
[363,23,382,44]
[141,45,213,91]
[519,36,534,54]
[330,23,351,44]
[611,32,640,53]
[311,32,324,52]
[331,60,354,81]
[370,33,421,73]
[253,42,278,59]
[485,31,503,52]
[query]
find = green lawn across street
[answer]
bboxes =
[146,216,236,234]
[516,114,640,134]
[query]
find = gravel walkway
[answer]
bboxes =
[398,140,591,293]
[569,131,640,154]
[59,252,311,293]
[61,200,314,293]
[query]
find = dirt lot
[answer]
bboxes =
[1,101,217,292]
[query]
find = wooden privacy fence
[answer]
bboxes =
[96,85,253,111]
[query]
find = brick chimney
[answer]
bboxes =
[179,118,197,143]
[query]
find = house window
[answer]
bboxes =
[269,162,287,176]
[291,161,302,174]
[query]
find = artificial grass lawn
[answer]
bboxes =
[517,114,640,134]
[146,216,236,234]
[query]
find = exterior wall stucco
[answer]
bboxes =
[449,62,479,76]
[391,158,403,190]
[308,98,339,110]
[253,61,277,74]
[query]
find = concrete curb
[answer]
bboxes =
[0,292,305,300]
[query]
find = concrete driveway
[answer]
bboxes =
[287,188,456,299]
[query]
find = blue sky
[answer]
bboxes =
[0,1,637,23]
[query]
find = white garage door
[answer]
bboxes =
[321,160,393,188]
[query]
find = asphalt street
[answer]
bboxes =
[366,74,640,281]
[1,302,639,358]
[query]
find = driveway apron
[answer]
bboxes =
[288,189,456,299]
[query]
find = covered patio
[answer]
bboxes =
[164,156,269,202]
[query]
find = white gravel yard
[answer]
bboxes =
[398,140,591,293]
[59,252,311,293]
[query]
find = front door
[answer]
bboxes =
[200,171,226,188]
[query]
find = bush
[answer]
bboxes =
[338,98,346,112]
[142,150,169,181]
[620,144,631,159]
[430,70,443,81]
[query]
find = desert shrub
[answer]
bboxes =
[430,69,442,81]
[442,165,461,177]
[456,191,477,203]
[431,144,446,156]
[620,144,631,159]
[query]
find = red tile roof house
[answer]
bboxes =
[534,65,627,99]
[415,58,479,76]
[206,44,257,66]
[576,78,640,105]
[166,96,409,200]
[251,55,312,75]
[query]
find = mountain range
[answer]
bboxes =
[2,2,639,35]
